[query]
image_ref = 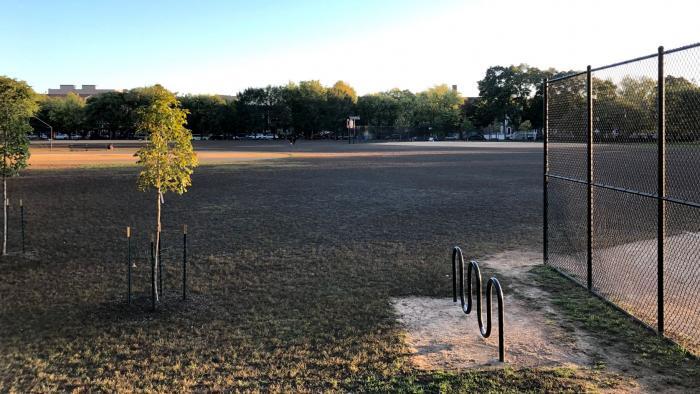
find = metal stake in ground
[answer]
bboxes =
[151,234,156,311]
[127,226,132,305]
[19,199,24,254]
[158,233,163,298]
[4,199,9,254]
[182,224,187,301]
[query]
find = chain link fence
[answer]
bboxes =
[544,43,700,355]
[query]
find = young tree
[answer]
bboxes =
[0,77,38,255]
[134,85,198,302]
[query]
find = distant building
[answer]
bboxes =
[47,84,117,99]
[217,94,237,102]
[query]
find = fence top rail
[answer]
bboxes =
[590,52,659,73]
[664,42,700,55]
[548,71,586,83]
[547,42,700,84]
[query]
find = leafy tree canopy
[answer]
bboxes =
[0,76,38,177]
[135,85,198,195]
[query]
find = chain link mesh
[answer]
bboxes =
[546,44,700,355]
[547,75,588,180]
[663,46,700,353]
[591,188,658,327]
[589,59,660,329]
[546,76,588,283]
[592,58,658,194]
[547,177,587,282]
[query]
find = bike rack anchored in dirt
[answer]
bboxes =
[451,246,505,362]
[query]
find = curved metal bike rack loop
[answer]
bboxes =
[452,246,505,362]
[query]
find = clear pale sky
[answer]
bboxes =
[2,0,698,96]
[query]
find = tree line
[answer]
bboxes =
[32,80,464,139]
[28,64,700,140]
[30,67,559,140]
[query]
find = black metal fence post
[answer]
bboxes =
[586,65,594,291]
[657,46,666,335]
[127,226,132,305]
[19,199,24,254]
[183,224,187,301]
[543,78,549,264]
[151,234,156,311]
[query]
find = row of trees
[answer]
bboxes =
[32,67,565,140]
[33,64,700,141]
[33,89,234,140]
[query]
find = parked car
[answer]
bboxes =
[467,134,486,141]
[70,133,83,140]
[54,133,68,140]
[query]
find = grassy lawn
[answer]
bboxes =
[0,146,697,391]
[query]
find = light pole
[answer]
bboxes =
[32,116,53,150]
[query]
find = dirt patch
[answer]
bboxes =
[393,251,593,371]
[393,250,700,392]
[27,147,495,169]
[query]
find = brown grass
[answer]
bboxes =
[1,142,696,391]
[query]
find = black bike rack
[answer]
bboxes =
[451,246,505,362]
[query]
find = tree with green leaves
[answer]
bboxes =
[0,76,38,255]
[325,81,357,133]
[41,92,86,138]
[414,84,462,135]
[285,81,327,138]
[179,94,234,138]
[472,64,563,130]
[237,86,291,135]
[134,85,197,303]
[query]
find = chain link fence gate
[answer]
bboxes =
[544,43,700,355]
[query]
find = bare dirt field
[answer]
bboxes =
[1,141,698,392]
[27,140,540,168]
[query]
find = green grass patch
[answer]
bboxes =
[529,265,700,388]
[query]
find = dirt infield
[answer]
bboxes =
[27,140,541,169]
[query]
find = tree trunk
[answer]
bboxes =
[154,189,161,302]
[2,176,6,256]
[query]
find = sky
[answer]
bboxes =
[2,0,699,97]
